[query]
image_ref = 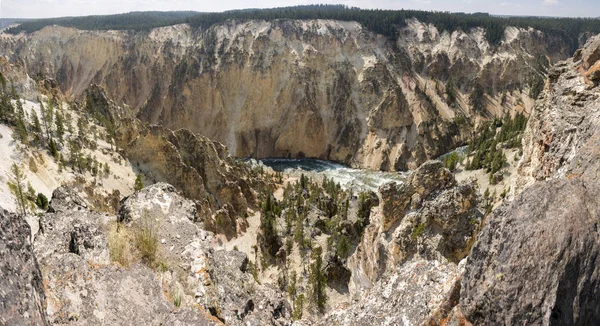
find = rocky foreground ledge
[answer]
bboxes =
[0,209,48,325]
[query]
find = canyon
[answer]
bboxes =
[1,11,600,326]
[2,18,569,170]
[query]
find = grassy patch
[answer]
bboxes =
[108,222,134,267]
[135,210,160,267]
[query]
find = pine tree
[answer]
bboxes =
[445,78,457,105]
[13,100,28,144]
[55,111,65,142]
[308,246,327,313]
[469,83,485,113]
[293,294,305,320]
[49,138,58,159]
[30,109,42,145]
[7,163,28,216]
[38,98,49,143]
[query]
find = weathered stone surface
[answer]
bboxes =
[379,160,456,231]
[581,34,600,69]
[347,160,482,306]
[460,179,600,325]
[0,209,48,326]
[118,183,291,326]
[26,182,291,325]
[518,34,600,188]
[311,258,463,326]
[47,185,87,213]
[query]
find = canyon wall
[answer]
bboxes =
[0,19,569,170]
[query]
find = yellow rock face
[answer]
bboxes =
[1,20,568,170]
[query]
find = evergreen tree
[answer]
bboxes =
[308,246,327,313]
[49,138,58,159]
[55,111,65,142]
[7,163,28,216]
[35,193,49,211]
[469,83,485,113]
[30,109,42,144]
[13,100,28,144]
[39,98,49,144]
[134,173,144,191]
[445,78,457,105]
[293,294,305,320]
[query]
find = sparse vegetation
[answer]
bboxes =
[173,291,182,308]
[108,223,134,267]
[466,113,527,180]
[135,210,160,267]
[134,174,144,191]
[412,222,426,239]
[7,163,33,216]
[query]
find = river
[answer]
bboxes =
[251,158,408,192]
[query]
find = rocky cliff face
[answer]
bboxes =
[1,19,568,170]
[0,209,48,326]
[518,34,600,186]
[28,183,290,325]
[460,179,600,325]
[348,161,483,291]
[303,161,483,325]
[454,34,600,325]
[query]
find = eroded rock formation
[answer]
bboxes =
[456,34,600,325]
[0,209,48,326]
[1,19,568,170]
[461,179,600,325]
[27,183,291,325]
[348,161,483,290]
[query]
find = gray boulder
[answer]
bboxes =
[47,185,88,213]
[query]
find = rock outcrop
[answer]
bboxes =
[518,34,600,186]
[348,161,483,289]
[315,258,463,326]
[456,34,600,325]
[24,183,291,325]
[117,183,292,325]
[121,123,260,236]
[460,179,600,325]
[0,209,48,326]
[313,161,483,325]
[1,19,568,170]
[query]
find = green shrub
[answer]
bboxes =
[412,223,426,239]
[134,173,144,191]
[35,193,49,211]
[443,152,461,171]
